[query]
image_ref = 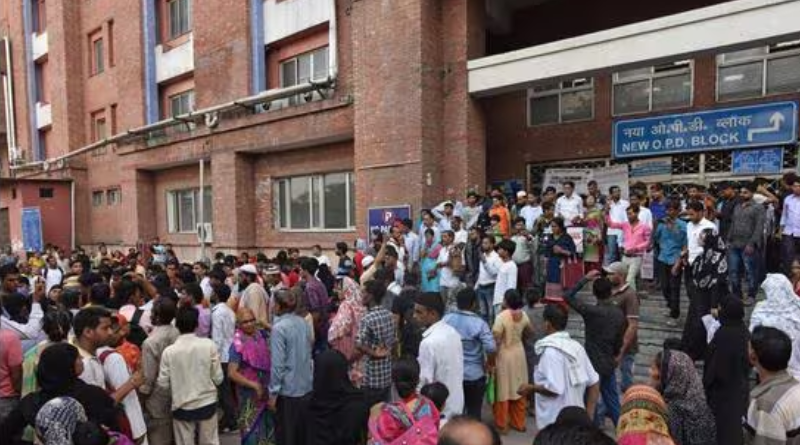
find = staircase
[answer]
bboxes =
[564,284,754,383]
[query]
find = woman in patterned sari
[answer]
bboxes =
[328,276,367,386]
[228,307,273,445]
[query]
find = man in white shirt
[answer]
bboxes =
[475,235,501,323]
[401,218,420,270]
[211,285,237,432]
[519,304,600,430]
[158,306,224,445]
[781,180,800,274]
[519,193,543,232]
[432,200,459,232]
[461,191,484,230]
[192,262,214,300]
[98,315,148,444]
[42,255,64,294]
[555,181,584,227]
[452,214,468,246]
[437,231,465,312]
[630,193,653,228]
[493,240,518,321]
[606,186,630,265]
[311,245,331,268]
[0,264,44,340]
[414,292,464,422]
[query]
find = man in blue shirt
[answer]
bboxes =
[268,289,313,445]
[443,288,496,419]
[651,200,687,326]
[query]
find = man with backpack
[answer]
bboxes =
[42,255,64,294]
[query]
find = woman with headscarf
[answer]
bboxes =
[307,349,369,445]
[649,348,716,445]
[34,397,88,445]
[227,307,272,445]
[682,228,728,360]
[368,358,440,444]
[751,273,800,379]
[703,297,749,445]
[0,343,118,439]
[617,385,676,445]
[328,276,367,385]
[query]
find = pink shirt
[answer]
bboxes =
[606,216,652,254]
[0,330,23,397]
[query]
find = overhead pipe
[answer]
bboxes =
[10,78,335,171]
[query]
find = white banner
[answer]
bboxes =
[641,251,655,280]
[542,165,630,199]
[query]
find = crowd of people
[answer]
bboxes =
[1,173,800,445]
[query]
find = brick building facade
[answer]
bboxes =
[0,0,798,257]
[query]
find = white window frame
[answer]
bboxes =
[527,77,595,127]
[279,46,330,106]
[166,186,211,233]
[612,60,694,116]
[168,0,192,40]
[716,40,800,102]
[274,171,355,232]
[92,38,104,75]
[169,89,195,117]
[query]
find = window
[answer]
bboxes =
[39,188,53,198]
[110,104,117,135]
[90,36,104,75]
[169,90,195,117]
[613,61,693,115]
[275,172,355,230]
[92,191,104,207]
[91,111,107,142]
[33,0,46,34]
[168,0,191,40]
[167,187,212,233]
[717,41,800,101]
[107,188,120,206]
[528,78,594,126]
[107,20,115,67]
[34,62,47,103]
[280,46,329,105]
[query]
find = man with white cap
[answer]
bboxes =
[238,264,270,329]
[603,261,640,392]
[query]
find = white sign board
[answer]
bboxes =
[543,165,630,199]
[630,157,673,182]
[542,168,593,195]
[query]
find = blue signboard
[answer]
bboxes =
[732,147,784,176]
[368,206,411,237]
[21,207,43,252]
[613,101,798,159]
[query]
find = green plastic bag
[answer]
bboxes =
[485,374,496,405]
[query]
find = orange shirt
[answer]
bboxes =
[490,206,512,238]
[116,340,141,372]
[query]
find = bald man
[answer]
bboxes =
[438,416,497,445]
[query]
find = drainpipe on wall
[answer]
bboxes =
[3,37,18,163]
[70,180,76,249]
[328,0,338,80]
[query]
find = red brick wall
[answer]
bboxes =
[483,54,800,183]
[0,181,71,253]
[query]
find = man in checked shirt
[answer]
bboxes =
[356,279,397,407]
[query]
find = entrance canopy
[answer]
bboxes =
[468,0,800,96]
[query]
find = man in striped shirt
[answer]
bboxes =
[745,326,800,445]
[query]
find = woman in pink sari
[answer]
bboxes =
[228,308,272,445]
[328,276,367,385]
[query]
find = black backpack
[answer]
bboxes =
[127,309,148,348]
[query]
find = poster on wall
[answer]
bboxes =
[21,207,43,253]
[543,165,630,199]
[367,206,411,239]
[542,168,593,195]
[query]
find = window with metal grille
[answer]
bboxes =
[613,61,693,115]
[717,40,800,101]
[528,78,594,126]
